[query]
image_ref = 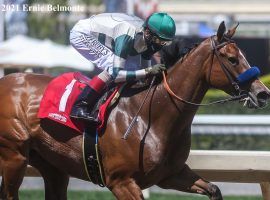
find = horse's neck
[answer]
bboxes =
[168,44,210,108]
[151,42,211,132]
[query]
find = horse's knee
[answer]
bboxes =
[208,183,223,200]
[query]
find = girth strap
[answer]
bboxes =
[82,127,105,187]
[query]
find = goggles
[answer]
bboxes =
[151,35,172,46]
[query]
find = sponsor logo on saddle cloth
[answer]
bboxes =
[38,72,121,133]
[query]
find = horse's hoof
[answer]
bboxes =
[208,183,223,200]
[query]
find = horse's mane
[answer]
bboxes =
[160,38,203,68]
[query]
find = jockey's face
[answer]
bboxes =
[144,29,172,47]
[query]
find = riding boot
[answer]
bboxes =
[70,76,107,125]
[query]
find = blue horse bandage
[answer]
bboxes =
[236,66,260,85]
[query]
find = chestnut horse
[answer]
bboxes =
[0,22,269,200]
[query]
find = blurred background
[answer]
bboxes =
[1,0,270,199]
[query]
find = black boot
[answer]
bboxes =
[70,86,101,125]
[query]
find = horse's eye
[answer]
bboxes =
[228,57,239,66]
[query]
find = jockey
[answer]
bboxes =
[70,12,176,124]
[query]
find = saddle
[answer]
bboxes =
[38,72,122,133]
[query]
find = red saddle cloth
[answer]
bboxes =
[38,72,119,133]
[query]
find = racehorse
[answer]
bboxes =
[0,22,269,200]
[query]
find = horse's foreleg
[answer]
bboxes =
[157,164,223,200]
[29,150,69,200]
[109,178,144,200]
[0,147,28,200]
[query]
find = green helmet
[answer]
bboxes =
[143,12,176,41]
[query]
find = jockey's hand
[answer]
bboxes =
[145,64,166,76]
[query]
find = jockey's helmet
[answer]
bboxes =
[143,12,176,41]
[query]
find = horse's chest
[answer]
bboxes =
[142,132,190,176]
[143,135,165,163]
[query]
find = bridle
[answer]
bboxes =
[162,36,249,106]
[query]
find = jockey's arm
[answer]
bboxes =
[141,57,151,68]
[110,55,148,83]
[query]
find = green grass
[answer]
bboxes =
[18,190,261,200]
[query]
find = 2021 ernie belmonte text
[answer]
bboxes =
[1,4,83,12]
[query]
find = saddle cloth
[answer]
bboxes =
[38,72,120,133]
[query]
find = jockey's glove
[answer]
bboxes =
[145,64,166,76]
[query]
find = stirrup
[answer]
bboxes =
[82,117,100,127]
[70,113,100,126]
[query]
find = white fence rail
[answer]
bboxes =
[189,115,270,199]
[187,150,270,199]
[192,115,270,135]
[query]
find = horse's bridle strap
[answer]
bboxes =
[210,37,242,95]
[162,36,250,106]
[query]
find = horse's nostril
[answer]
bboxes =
[257,91,270,100]
[257,91,269,107]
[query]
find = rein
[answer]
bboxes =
[162,72,247,106]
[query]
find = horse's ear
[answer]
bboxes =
[225,22,239,38]
[217,21,226,42]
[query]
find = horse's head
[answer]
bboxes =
[207,21,270,108]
